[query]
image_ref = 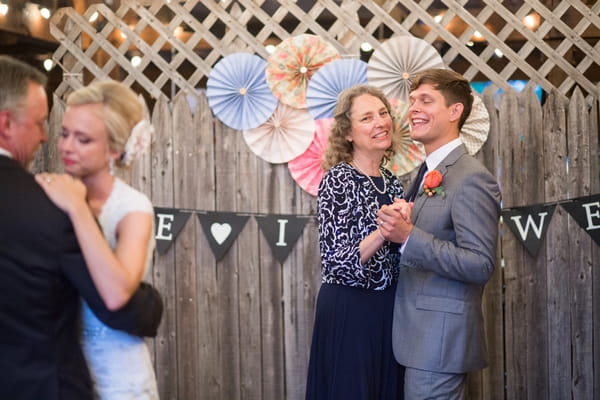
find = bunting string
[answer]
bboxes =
[153,193,599,261]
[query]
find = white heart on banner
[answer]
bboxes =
[211,223,232,245]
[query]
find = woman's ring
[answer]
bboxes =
[45,176,52,183]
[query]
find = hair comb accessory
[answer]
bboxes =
[121,119,154,166]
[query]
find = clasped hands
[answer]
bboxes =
[377,198,413,244]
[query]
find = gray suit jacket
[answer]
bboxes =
[392,144,501,374]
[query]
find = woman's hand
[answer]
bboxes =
[35,173,87,215]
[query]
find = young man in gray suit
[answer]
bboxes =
[378,68,501,399]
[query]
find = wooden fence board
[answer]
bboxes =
[567,88,594,400]
[188,93,221,399]
[499,88,528,399]
[40,95,64,173]
[590,91,600,400]
[257,163,286,400]
[543,91,571,400]
[149,96,178,400]
[521,88,549,400]
[283,172,319,400]
[236,127,263,400]
[479,86,504,400]
[214,121,242,400]
[171,92,202,399]
[130,96,153,195]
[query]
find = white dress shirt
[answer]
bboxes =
[0,147,12,158]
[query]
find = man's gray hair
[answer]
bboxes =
[0,56,47,113]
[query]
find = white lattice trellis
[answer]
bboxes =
[50,0,600,102]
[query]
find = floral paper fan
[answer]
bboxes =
[385,98,425,176]
[206,53,278,131]
[243,103,316,164]
[306,58,368,120]
[266,34,340,109]
[461,92,490,155]
[367,35,445,103]
[288,118,334,196]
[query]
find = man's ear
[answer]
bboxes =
[449,103,464,123]
[0,110,12,139]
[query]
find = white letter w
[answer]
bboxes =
[510,212,548,240]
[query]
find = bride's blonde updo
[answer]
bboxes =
[66,80,143,168]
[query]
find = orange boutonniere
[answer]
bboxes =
[421,170,446,198]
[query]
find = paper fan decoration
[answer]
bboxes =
[207,53,278,131]
[367,35,445,103]
[385,98,425,176]
[306,58,368,120]
[288,118,334,196]
[461,92,490,155]
[243,103,316,164]
[266,34,340,109]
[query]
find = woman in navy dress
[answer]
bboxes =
[305,84,405,399]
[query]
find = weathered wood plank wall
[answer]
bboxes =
[39,0,600,398]
[40,87,599,399]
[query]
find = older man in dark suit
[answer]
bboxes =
[379,68,501,399]
[0,55,163,400]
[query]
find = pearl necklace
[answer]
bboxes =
[351,160,387,195]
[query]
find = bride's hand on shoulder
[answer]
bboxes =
[35,173,87,215]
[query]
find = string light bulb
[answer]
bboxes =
[523,13,540,30]
[89,11,99,23]
[130,55,142,67]
[40,6,50,19]
[360,42,373,52]
[43,59,53,71]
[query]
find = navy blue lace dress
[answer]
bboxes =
[305,162,405,400]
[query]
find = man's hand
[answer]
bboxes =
[377,199,413,243]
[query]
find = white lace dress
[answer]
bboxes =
[80,178,159,399]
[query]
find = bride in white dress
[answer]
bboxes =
[36,81,159,399]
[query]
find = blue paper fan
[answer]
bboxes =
[207,53,278,131]
[306,58,368,120]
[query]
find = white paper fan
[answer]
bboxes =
[461,92,490,155]
[367,35,445,102]
[243,103,316,164]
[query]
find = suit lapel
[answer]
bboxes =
[411,145,467,220]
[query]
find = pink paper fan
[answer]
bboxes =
[288,118,334,196]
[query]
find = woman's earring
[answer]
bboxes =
[109,158,115,176]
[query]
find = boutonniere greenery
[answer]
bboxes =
[420,170,446,198]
